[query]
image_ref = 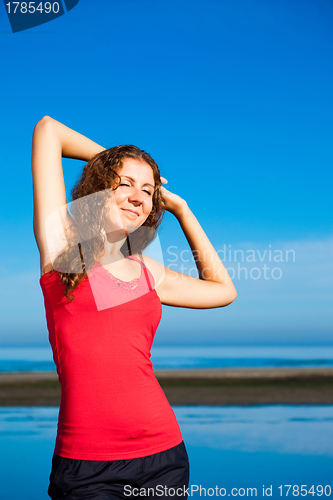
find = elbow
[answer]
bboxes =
[228,290,238,305]
[214,286,238,309]
[224,288,237,307]
[39,115,52,124]
[34,115,53,131]
[33,116,55,139]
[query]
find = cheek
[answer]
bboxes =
[113,191,126,205]
[145,200,154,214]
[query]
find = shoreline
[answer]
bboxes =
[1,368,333,406]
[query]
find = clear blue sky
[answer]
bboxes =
[0,0,332,347]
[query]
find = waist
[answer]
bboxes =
[55,377,183,460]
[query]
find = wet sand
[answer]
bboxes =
[1,368,333,406]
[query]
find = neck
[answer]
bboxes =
[99,229,130,265]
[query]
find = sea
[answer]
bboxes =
[1,346,332,499]
[0,405,332,499]
[0,344,333,372]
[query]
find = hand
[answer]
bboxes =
[160,177,189,217]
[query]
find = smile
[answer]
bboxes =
[121,209,139,217]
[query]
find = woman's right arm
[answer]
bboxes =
[31,116,105,275]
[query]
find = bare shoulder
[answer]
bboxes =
[139,254,166,288]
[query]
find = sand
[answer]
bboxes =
[1,367,333,406]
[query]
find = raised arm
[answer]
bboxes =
[145,185,237,309]
[31,116,105,275]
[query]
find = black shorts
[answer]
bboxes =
[48,441,190,500]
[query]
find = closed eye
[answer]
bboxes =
[119,183,152,196]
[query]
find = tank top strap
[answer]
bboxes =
[127,255,154,292]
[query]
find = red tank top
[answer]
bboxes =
[40,255,183,460]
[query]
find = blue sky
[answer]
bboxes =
[0,0,332,346]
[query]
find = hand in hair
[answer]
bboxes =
[159,178,188,218]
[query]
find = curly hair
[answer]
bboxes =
[52,145,165,301]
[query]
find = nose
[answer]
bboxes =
[128,185,144,204]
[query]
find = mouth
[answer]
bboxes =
[121,209,140,217]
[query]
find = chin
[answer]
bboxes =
[121,219,142,232]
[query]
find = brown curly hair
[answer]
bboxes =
[52,145,165,301]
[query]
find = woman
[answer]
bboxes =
[32,116,237,500]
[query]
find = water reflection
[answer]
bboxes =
[177,406,333,456]
[0,406,332,499]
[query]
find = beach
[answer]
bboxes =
[1,367,333,406]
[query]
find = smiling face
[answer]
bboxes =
[111,157,155,230]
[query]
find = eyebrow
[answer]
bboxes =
[121,176,155,189]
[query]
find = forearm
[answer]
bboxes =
[35,116,106,161]
[175,205,237,294]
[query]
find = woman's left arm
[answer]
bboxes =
[152,185,237,309]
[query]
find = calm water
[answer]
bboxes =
[1,345,333,372]
[0,405,332,499]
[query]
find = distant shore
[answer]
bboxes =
[1,368,333,406]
